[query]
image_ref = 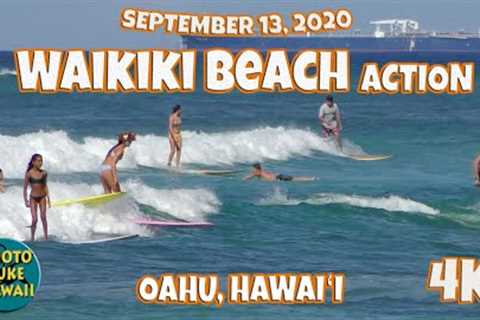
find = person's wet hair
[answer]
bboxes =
[26,154,42,173]
[326,95,333,102]
[172,104,181,114]
[253,163,262,170]
[118,132,136,144]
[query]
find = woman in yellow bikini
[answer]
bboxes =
[99,132,136,194]
[23,154,50,241]
[168,105,182,167]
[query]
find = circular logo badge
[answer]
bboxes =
[0,238,41,312]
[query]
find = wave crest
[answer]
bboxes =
[258,189,439,215]
[1,128,357,178]
[0,180,220,241]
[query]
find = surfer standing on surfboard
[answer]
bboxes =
[99,132,136,194]
[168,104,182,167]
[243,163,315,182]
[23,154,50,241]
[319,95,343,151]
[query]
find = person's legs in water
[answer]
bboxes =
[276,174,293,181]
[276,174,315,182]
[39,198,48,240]
[292,176,316,181]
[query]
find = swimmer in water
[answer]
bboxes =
[168,104,182,167]
[23,154,50,241]
[319,95,343,151]
[243,163,315,182]
[99,132,136,194]
[473,154,480,186]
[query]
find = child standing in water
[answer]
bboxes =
[23,154,50,241]
[168,105,182,167]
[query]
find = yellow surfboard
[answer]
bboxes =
[51,192,126,208]
[349,154,392,161]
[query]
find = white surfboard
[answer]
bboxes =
[55,234,138,244]
[134,219,213,227]
[347,154,392,161]
[139,165,239,176]
[182,169,239,176]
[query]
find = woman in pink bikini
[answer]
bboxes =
[99,132,136,194]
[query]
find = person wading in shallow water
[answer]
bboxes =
[23,154,50,241]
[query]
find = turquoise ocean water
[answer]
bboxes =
[0,51,479,319]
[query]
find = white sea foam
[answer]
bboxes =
[258,190,439,215]
[0,128,360,178]
[0,180,220,241]
[124,179,220,222]
[0,68,16,76]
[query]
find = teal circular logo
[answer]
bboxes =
[0,238,41,312]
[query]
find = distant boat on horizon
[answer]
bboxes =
[182,19,480,53]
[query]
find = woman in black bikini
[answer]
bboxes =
[23,154,50,241]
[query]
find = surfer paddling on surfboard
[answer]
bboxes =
[319,95,343,151]
[243,163,315,182]
[99,132,136,194]
[23,154,50,241]
[168,104,182,167]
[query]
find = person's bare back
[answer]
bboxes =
[243,163,315,182]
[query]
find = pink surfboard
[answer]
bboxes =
[134,219,213,227]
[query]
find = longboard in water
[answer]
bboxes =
[139,165,239,176]
[348,154,392,161]
[183,169,239,176]
[134,219,213,227]
[51,192,127,208]
[57,234,139,244]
